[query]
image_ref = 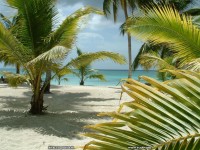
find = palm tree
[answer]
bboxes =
[0,0,104,114]
[103,0,135,78]
[83,5,200,149]
[52,47,126,86]
[72,48,106,85]
[130,0,192,79]
[124,5,200,71]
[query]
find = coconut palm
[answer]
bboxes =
[83,5,200,149]
[124,5,200,71]
[103,0,144,78]
[54,67,70,85]
[0,0,105,114]
[130,0,192,80]
[52,47,126,86]
[72,48,106,86]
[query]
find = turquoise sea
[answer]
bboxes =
[0,68,158,86]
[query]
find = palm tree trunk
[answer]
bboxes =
[29,76,44,114]
[16,63,20,74]
[123,1,132,78]
[58,77,61,85]
[30,91,44,114]
[80,68,85,85]
[80,79,84,85]
[44,69,51,93]
[127,34,132,78]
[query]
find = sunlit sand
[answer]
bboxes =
[0,84,130,150]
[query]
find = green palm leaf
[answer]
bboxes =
[1,71,29,87]
[88,74,106,81]
[125,5,200,67]
[0,22,31,64]
[7,0,57,50]
[139,51,176,70]
[44,6,103,50]
[83,70,200,149]
[1,0,104,114]
[67,51,126,68]
[26,46,70,66]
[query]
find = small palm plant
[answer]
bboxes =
[0,0,104,114]
[72,48,106,86]
[52,47,126,86]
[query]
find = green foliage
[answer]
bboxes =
[0,0,103,113]
[83,70,200,149]
[124,5,200,71]
[67,51,126,69]
[71,48,125,85]
[53,67,71,85]
[1,71,29,87]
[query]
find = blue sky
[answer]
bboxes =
[0,0,143,70]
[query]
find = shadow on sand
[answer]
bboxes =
[0,87,117,139]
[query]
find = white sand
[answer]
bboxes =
[0,84,131,150]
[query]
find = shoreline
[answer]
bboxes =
[0,84,130,150]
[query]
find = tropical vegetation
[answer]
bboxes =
[84,4,200,150]
[72,48,106,86]
[103,0,149,78]
[52,47,126,86]
[0,0,127,114]
[0,13,21,74]
[125,5,200,71]
[0,0,96,114]
[130,0,193,81]
[84,70,200,149]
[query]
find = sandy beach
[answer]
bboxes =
[0,84,130,150]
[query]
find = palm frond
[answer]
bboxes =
[125,5,200,66]
[7,0,57,51]
[71,70,81,78]
[103,0,113,17]
[84,70,200,149]
[184,8,200,16]
[76,47,83,56]
[192,15,200,28]
[0,22,31,64]
[183,58,200,72]
[0,13,12,28]
[113,0,120,22]
[139,51,176,70]
[55,67,72,77]
[67,51,126,68]
[44,6,103,50]
[88,74,106,81]
[1,71,29,87]
[26,46,70,66]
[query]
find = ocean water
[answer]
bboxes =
[0,68,158,86]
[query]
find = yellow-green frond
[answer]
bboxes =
[44,6,103,50]
[67,51,126,68]
[84,70,200,149]
[125,5,200,66]
[26,46,70,66]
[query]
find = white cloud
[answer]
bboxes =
[78,32,104,41]
[56,2,84,23]
[87,14,122,31]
